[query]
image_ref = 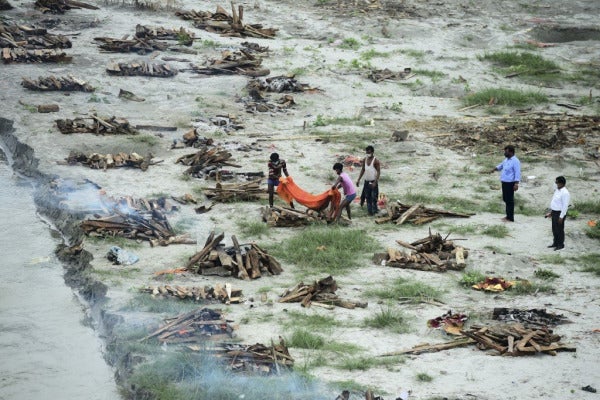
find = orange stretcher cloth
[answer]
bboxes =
[276,176,341,212]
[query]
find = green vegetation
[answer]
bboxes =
[413,69,446,82]
[510,280,555,295]
[399,49,425,59]
[462,88,548,107]
[538,254,566,264]
[363,307,410,333]
[481,225,509,238]
[459,270,487,287]
[339,38,361,50]
[272,226,378,275]
[574,200,600,214]
[402,191,478,214]
[236,219,269,238]
[287,329,325,349]
[313,114,371,127]
[416,372,433,382]
[367,277,443,304]
[577,253,600,276]
[360,49,391,60]
[534,268,560,280]
[282,311,339,331]
[479,51,560,77]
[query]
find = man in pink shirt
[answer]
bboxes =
[331,162,357,222]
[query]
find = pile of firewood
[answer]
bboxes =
[21,75,94,92]
[261,205,324,227]
[142,308,235,343]
[374,231,468,272]
[94,37,170,54]
[188,49,268,76]
[106,61,177,77]
[279,276,368,309]
[176,146,240,177]
[65,151,156,171]
[243,94,296,114]
[210,339,294,373]
[375,201,474,225]
[2,48,71,63]
[0,22,72,49]
[203,180,265,202]
[176,4,277,39]
[56,115,138,135]
[461,323,576,356]
[247,76,311,93]
[135,24,195,45]
[140,283,242,304]
[367,67,413,83]
[35,0,98,13]
[184,232,283,280]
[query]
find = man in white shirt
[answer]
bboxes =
[545,176,570,251]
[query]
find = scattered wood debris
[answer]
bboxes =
[374,231,468,272]
[184,231,283,280]
[472,277,515,292]
[118,89,145,102]
[65,151,157,171]
[135,24,195,45]
[247,76,312,93]
[208,339,294,373]
[176,4,277,39]
[381,337,475,356]
[375,201,474,225]
[241,41,269,53]
[94,37,170,54]
[461,323,576,356]
[141,308,235,343]
[21,75,94,92]
[0,22,72,49]
[279,276,367,309]
[35,0,98,13]
[141,283,242,304]
[367,67,413,83]
[187,49,268,76]
[56,114,138,135]
[176,146,241,178]
[492,308,569,328]
[106,61,177,77]
[261,205,325,227]
[204,179,265,202]
[2,47,72,63]
[427,310,468,335]
[241,93,296,114]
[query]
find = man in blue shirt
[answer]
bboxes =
[490,145,521,222]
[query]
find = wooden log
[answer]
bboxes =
[396,203,421,225]
[232,235,250,280]
[185,231,224,269]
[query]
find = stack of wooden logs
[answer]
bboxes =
[0,22,72,49]
[247,76,310,93]
[35,0,98,13]
[175,4,277,39]
[375,231,468,272]
[21,75,94,92]
[211,339,294,373]
[184,232,283,280]
[176,146,241,177]
[81,209,195,247]
[140,283,242,304]
[261,205,324,227]
[204,180,264,202]
[106,61,177,77]
[94,37,170,53]
[65,151,153,171]
[135,24,195,45]
[2,47,71,63]
[461,323,576,356]
[367,67,413,83]
[56,115,138,135]
[375,201,474,225]
[141,308,235,343]
[279,276,368,309]
[188,49,268,76]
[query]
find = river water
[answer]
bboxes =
[0,153,120,400]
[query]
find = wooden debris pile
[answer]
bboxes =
[242,93,296,114]
[241,41,269,53]
[375,231,468,272]
[135,24,195,45]
[211,339,294,373]
[188,49,268,76]
[141,283,242,304]
[65,151,155,171]
[247,76,311,93]
[204,180,265,202]
[176,4,277,39]
[106,61,177,77]
[176,146,241,178]
[94,37,170,54]
[35,0,98,13]
[142,308,235,343]
[184,232,283,279]
[375,201,474,225]
[367,67,413,83]
[56,115,138,135]
[0,22,72,49]
[493,308,569,328]
[461,323,576,356]
[21,75,94,92]
[261,205,324,227]
[279,276,367,309]
[2,48,72,63]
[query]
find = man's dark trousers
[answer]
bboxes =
[501,181,515,221]
[362,181,379,215]
[551,210,565,247]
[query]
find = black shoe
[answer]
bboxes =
[547,244,556,248]
[554,245,564,251]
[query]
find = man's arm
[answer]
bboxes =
[513,159,521,191]
[374,158,381,182]
[282,160,289,177]
[356,159,365,186]
[559,191,570,220]
[332,176,342,190]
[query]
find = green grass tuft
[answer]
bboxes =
[459,270,487,287]
[416,372,433,382]
[479,51,560,76]
[462,88,548,107]
[577,253,600,276]
[363,307,410,333]
[287,329,326,349]
[481,225,509,238]
[534,268,560,280]
[367,277,443,303]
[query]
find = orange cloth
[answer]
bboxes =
[277,176,341,213]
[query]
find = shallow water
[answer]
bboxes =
[0,154,119,400]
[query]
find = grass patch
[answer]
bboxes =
[360,49,391,60]
[481,225,509,238]
[283,310,339,332]
[402,191,478,214]
[416,372,433,382]
[462,88,548,107]
[287,329,326,349]
[272,226,378,274]
[576,253,600,276]
[339,38,361,50]
[363,307,410,333]
[413,69,446,81]
[574,200,600,214]
[313,114,370,127]
[534,268,560,280]
[459,270,487,287]
[236,219,269,238]
[400,49,425,59]
[538,254,566,264]
[367,277,443,304]
[335,356,379,371]
[509,280,555,295]
[479,51,560,77]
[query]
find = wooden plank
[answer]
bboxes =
[396,203,421,225]
[232,235,250,280]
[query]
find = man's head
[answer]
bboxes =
[504,145,515,158]
[333,162,343,174]
[365,145,374,158]
[270,153,279,162]
[556,176,566,188]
